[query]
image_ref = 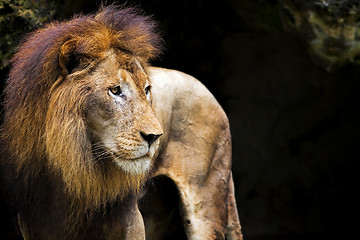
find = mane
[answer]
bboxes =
[1,5,162,208]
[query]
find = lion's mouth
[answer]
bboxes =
[110,151,149,161]
[110,152,152,175]
[91,145,149,163]
[91,144,154,174]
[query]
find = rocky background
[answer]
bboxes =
[0,0,358,239]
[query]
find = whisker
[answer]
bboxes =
[87,141,136,164]
[88,143,113,163]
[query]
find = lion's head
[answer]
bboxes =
[81,49,163,174]
[2,6,163,207]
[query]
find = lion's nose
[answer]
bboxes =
[140,132,162,147]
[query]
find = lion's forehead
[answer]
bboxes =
[92,49,148,89]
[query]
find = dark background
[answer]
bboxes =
[1,0,358,239]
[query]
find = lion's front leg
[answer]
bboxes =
[177,173,243,240]
[105,197,145,240]
[123,206,145,240]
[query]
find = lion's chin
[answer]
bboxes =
[114,157,152,175]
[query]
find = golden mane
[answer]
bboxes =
[1,6,162,208]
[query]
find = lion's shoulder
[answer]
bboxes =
[149,67,229,143]
[149,67,202,90]
[149,67,225,112]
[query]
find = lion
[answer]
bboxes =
[0,5,242,240]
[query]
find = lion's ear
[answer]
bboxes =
[59,40,79,76]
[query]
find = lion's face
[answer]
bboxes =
[81,49,163,175]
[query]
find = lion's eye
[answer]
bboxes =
[109,86,123,96]
[145,85,151,96]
